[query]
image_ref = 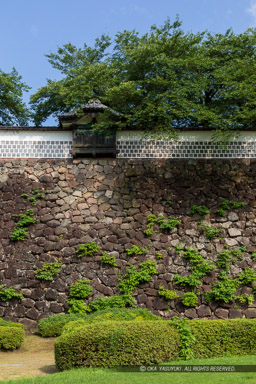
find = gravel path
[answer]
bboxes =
[0,334,58,381]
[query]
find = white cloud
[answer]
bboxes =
[247,1,256,25]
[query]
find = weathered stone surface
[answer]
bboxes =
[62,247,76,257]
[197,305,211,317]
[215,308,229,319]
[45,288,58,301]
[245,309,256,318]
[0,158,254,328]
[184,308,197,318]
[153,297,169,311]
[227,212,239,222]
[137,294,147,303]
[229,309,243,318]
[26,308,40,320]
[19,318,37,329]
[72,216,84,223]
[21,298,35,308]
[50,303,63,313]
[0,174,8,183]
[48,220,61,228]
[35,301,47,311]
[44,241,57,251]
[30,289,45,301]
[228,228,241,237]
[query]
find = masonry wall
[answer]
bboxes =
[0,158,256,328]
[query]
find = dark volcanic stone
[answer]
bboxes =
[26,307,39,320]
[229,309,243,319]
[197,305,211,317]
[215,308,229,319]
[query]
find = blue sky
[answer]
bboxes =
[1,0,256,125]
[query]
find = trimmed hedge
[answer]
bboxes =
[0,318,24,350]
[55,318,256,370]
[38,313,88,337]
[87,307,161,322]
[39,308,161,337]
[0,318,24,328]
[190,319,256,358]
[55,321,180,370]
[63,307,161,334]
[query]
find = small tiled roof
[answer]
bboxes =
[58,99,122,121]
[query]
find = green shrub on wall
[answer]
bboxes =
[10,209,36,241]
[144,214,181,237]
[117,261,157,296]
[158,286,179,300]
[100,251,118,267]
[35,262,61,281]
[67,280,93,314]
[0,285,24,302]
[181,292,198,307]
[84,295,134,313]
[76,242,100,257]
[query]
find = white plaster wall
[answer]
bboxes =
[116,130,256,142]
[0,130,73,141]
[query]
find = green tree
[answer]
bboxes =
[30,35,116,126]
[0,68,30,125]
[30,18,256,139]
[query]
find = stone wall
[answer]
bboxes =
[0,158,256,328]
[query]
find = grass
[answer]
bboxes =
[1,355,256,384]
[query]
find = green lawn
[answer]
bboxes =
[2,355,256,384]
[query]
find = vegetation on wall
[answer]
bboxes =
[10,209,36,241]
[100,251,117,267]
[67,280,93,313]
[117,261,157,296]
[216,200,245,217]
[0,285,24,302]
[35,262,61,281]
[144,214,181,237]
[10,190,49,242]
[2,168,254,322]
[76,242,100,257]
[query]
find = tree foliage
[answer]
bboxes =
[0,68,30,126]
[30,18,256,139]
